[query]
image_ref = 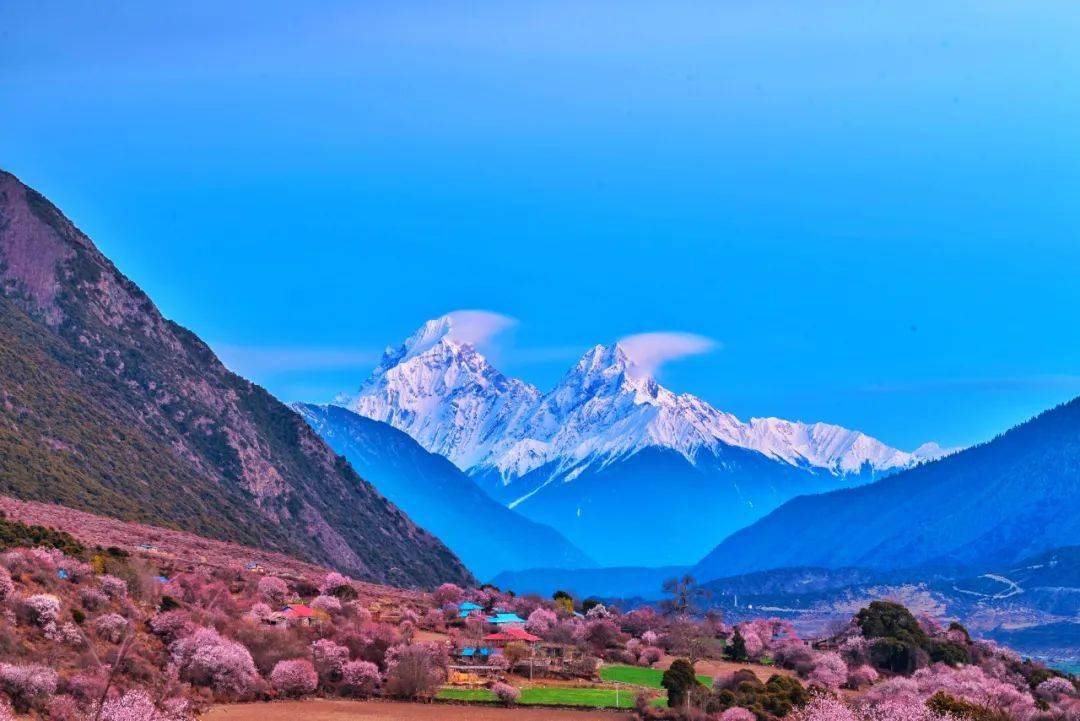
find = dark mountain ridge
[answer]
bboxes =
[293,403,595,580]
[0,169,471,588]
[693,396,1080,582]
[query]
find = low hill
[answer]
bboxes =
[693,397,1080,582]
[0,169,471,588]
[293,404,595,580]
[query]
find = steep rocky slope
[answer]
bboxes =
[0,169,471,588]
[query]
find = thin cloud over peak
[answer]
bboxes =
[443,309,517,348]
[616,332,719,377]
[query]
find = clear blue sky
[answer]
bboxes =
[3,1,1078,450]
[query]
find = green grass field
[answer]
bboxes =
[437,664,715,709]
[600,664,712,689]
[438,686,642,708]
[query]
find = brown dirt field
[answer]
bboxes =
[412,630,450,644]
[655,655,797,683]
[206,699,631,721]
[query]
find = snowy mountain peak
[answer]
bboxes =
[557,343,663,405]
[332,317,954,491]
[395,314,456,357]
[335,316,540,469]
[741,418,935,474]
[912,441,958,460]
[362,313,476,380]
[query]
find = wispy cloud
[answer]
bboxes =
[443,309,517,348]
[212,343,382,376]
[617,332,719,376]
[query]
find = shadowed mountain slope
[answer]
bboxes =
[294,403,595,580]
[693,397,1080,582]
[0,169,471,588]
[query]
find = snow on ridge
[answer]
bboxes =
[331,317,952,486]
[334,314,540,469]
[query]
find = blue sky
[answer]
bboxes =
[2,1,1079,450]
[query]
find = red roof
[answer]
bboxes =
[484,627,540,643]
[283,604,315,618]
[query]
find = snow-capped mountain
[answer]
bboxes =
[331,315,955,565]
[338,317,950,496]
[475,343,946,496]
[336,316,541,470]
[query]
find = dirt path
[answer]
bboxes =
[655,655,797,683]
[206,699,632,721]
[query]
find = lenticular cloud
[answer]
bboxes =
[444,310,517,347]
[617,332,718,376]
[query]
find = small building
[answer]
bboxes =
[483,627,540,646]
[487,612,526,627]
[281,604,328,627]
[458,601,483,619]
[457,646,494,661]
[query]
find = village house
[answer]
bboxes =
[280,603,328,627]
[457,601,483,618]
[483,627,540,647]
[486,611,526,626]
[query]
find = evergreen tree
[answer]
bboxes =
[726,627,748,661]
[661,658,699,708]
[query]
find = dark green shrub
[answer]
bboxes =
[708,673,807,718]
[0,517,84,557]
[929,640,971,666]
[726,627,749,661]
[662,658,700,708]
[856,601,928,646]
[870,637,923,675]
[926,691,1012,721]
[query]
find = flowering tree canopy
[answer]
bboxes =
[270,659,318,697]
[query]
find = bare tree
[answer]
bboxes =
[660,574,710,617]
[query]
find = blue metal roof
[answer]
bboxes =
[487,613,526,624]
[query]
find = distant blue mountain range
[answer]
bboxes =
[693,396,1080,582]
